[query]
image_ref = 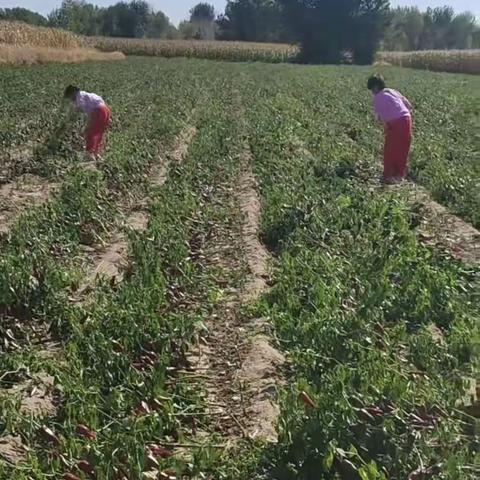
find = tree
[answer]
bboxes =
[384,6,478,51]
[189,2,216,40]
[421,6,454,49]
[146,10,172,38]
[447,12,477,49]
[49,0,102,36]
[130,0,150,37]
[384,7,424,51]
[179,20,196,39]
[279,0,390,64]
[48,1,176,39]
[473,28,480,49]
[99,1,150,38]
[190,3,215,22]
[216,0,285,42]
[350,0,391,64]
[0,7,48,26]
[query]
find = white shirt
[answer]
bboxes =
[75,91,106,115]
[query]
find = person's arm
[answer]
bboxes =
[401,94,413,113]
[373,95,384,123]
[393,89,413,113]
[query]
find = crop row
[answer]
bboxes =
[233,63,478,479]
[0,58,246,478]
[377,49,480,75]
[0,58,478,479]
[88,36,299,63]
[0,20,81,48]
[3,19,480,74]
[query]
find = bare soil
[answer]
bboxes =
[0,174,58,236]
[74,125,197,299]
[185,137,284,446]
[0,372,57,418]
[0,435,28,465]
[0,126,198,466]
[412,187,480,265]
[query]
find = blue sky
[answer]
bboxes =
[0,1,477,26]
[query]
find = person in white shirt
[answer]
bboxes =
[64,85,111,157]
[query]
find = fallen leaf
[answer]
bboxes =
[159,470,177,480]
[76,424,97,441]
[39,426,60,445]
[148,444,172,459]
[77,459,95,477]
[145,453,159,469]
[135,401,151,415]
[111,340,124,353]
[408,464,442,479]
[298,391,316,408]
[63,474,82,480]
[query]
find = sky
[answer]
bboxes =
[0,1,478,26]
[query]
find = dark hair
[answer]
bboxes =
[64,85,80,99]
[367,74,386,91]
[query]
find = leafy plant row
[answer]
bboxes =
[0,59,244,478]
[236,64,478,479]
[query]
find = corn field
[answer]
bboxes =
[377,49,480,75]
[0,20,82,49]
[88,36,299,63]
[0,21,125,65]
[2,19,479,74]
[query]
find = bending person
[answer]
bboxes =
[368,74,413,184]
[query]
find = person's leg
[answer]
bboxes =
[93,106,110,155]
[85,109,102,154]
[397,116,412,178]
[383,123,396,180]
[384,118,412,182]
[86,107,110,155]
[91,134,102,155]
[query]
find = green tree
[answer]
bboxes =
[49,0,102,36]
[350,0,391,64]
[190,3,215,22]
[279,0,390,64]
[421,6,454,49]
[384,6,477,51]
[216,0,285,42]
[48,1,176,39]
[99,1,150,38]
[189,3,216,40]
[178,20,196,39]
[471,26,480,49]
[0,7,48,26]
[146,10,174,39]
[384,7,424,51]
[447,12,477,49]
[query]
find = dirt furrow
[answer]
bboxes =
[74,125,197,299]
[409,184,480,265]
[0,174,59,236]
[234,163,285,442]
[0,125,198,466]
[366,171,479,265]
[185,133,284,445]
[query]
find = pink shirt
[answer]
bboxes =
[373,88,412,123]
[75,91,106,115]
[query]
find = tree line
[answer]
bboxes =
[1,1,478,63]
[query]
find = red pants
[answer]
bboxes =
[383,116,412,179]
[86,105,110,154]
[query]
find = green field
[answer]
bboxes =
[0,58,478,479]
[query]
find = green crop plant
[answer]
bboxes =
[0,58,478,479]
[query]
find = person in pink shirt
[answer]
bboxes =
[367,75,413,184]
[64,85,111,157]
